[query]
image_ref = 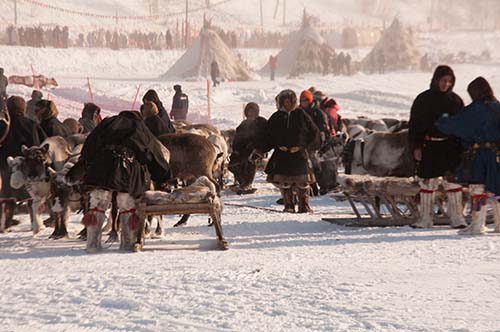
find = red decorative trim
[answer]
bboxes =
[81,208,105,227]
[119,209,140,231]
[419,188,434,194]
[471,193,489,212]
[446,187,463,193]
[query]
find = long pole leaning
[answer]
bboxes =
[14,0,17,25]
[207,79,211,125]
[87,77,94,103]
[131,84,142,111]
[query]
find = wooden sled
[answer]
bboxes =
[322,174,489,227]
[137,193,228,250]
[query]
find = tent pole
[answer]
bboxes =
[185,0,189,48]
[260,0,264,27]
[207,80,211,125]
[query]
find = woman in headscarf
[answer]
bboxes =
[142,89,175,134]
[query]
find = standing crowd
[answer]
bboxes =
[0,63,499,254]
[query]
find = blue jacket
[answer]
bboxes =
[436,100,500,195]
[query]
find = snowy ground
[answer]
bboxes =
[1,43,500,331]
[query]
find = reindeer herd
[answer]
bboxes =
[0,115,411,243]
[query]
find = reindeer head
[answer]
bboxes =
[21,144,52,181]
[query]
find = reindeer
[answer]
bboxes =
[8,136,72,236]
[8,75,58,89]
[158,133,219,228]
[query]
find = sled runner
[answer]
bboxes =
[322,174,488,227]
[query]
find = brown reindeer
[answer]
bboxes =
[158,133,219,227]
[8,75,58,89]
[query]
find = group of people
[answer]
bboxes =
[5,25,70,49]
[409,65,500,235]
[229,88,341,213]
[0,83,193,251]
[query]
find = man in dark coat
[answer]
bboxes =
[228,102,267,194]
[35,100,70,138]
[77,110,170,253]
[170,84,189,121]
[78,102,101,134]
[142,89,176,133]
[0,68,8,110]
[211,60,220,87]
[258,90,320,213]
[0,96,46,229]
[26,90,43,122]
[408,65,466,229]
[140,101,169,137]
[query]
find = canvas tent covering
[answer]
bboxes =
[260,13,334,77]
[361,18,420,72]
[162,21,253,81]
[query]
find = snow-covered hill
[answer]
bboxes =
[0,0,436,32]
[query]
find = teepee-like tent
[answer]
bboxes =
[361,18,420,73]
[260,12,334,77]
[161,19,253,81]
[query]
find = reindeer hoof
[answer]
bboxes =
[49,232,68,240]
[133,243,142,252]
[105,231,118,243]
[43,217,55,228]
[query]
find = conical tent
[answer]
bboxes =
[161,19,253,81]
[260,13,334,77]
[361,18,420,73]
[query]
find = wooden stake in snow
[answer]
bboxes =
[206,79,211,125]
[87,77,94,103]
[131,84,142,111]
[30,64,38,90]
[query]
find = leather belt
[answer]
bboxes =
[424,136,447,142]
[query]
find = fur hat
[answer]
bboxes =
[63,118,82,135]
[31,90,43,100]
[35,99,59,121]
[244,102,260,118]
[6,96,26,116]
[430,65,455,92]
[81,102,101,119]
[174,84,182,92]
[313,90,327,102]
[276,89,297,109]
[142,89,160,104]
[140,101,159,118]
[300,90,313,103]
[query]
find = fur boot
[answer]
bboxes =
[281,188,295,213]
[85,190,112,253]
[411,179,438,228]
[297,186,313,213]
[492,199,500,233]
[85,212,105,253]
[459,185,487,235]
[117,193,139,251]
[443,182,467,228]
